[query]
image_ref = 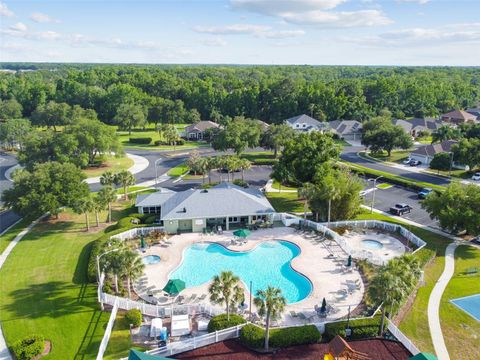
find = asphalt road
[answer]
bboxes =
[0,209,21,233]
[341,146,451,186]
[0,151,17,196]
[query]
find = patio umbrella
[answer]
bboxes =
[320,297,327,313]
[233,229,251,238]
[347,255,352,267]
[128,349,169,360]
[162,279,186,296]
[140,234,145,249]
[409,353,438,360]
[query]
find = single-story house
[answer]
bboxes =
[255,119,270,131]
[392,118,443,137]
[409,140,459,166]
[135,182,275,234]
[181,121,220,140]
[440,110,478,125]
[466,107,480,120]
[329,120,362,141]
[284,114,329,133]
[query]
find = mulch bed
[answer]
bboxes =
[174,338,412,360]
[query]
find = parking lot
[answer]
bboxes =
[363,183,440,229]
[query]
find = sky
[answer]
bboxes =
[0,0,479,65]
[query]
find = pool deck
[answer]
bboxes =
[139,227,365,326]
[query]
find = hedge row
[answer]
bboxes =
[129,137,152,144]
[12,335,45,360]
[240,324,320,349]
[324,316,381,340]
[154,139,185,146]
[207,314,247,333]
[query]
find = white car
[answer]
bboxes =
[403,158,413,165]
[472,172,480,181]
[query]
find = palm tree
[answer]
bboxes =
[206,157,217,184]
[122,250,145,299]
[298,182,317,220]
[114,170,135,200]
[100,170,116,186]
[103,242,126,294]
[73,195,94,231]
[97,185,117,223]
[254,286,287,351]
[208,271,244,320]
[198,157,208,184]
[239,158,251,181]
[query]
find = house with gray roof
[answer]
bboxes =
[329,120,362,141]
[135,182,275,233]
[284,114,328,133]
[440,110,478,125]
[392,118,443,137]
[181,121,220,140]
[409,140,460,166]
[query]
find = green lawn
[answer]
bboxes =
[416,136,433,144]
[240,151,276,165]
[0,209,122,359]
[440,245,480,359]
[167,163,189,177]
[0,218,30,255]
[82,155,134,178]
[115,186,152,195]
[265,191,303,213]
[354,212,451,354]
[103,312,148,360]
[271,180,298,191]
[376,183,392,189]
[366,150,412,163]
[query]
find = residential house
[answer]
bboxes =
[182,121,220,140]
[409,140,460,166]
[392,118,443,137]
[135,182,275,234]
[440,110,478,125]
[255,119,270,131]
[284,114,329,132]
[329,120,363,141]
[466,107,480,120]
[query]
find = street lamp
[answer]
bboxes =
[448,151,454,177]
[368,175,383,214]
[154,158,162,186]
[97,247,120,311]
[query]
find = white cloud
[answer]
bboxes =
[30,12,60,23]
[9,22,27,32]
[200,38,228,47]
[229,0,391,28]
[193,23,305,39]
[396,0,430,4]
[0,2,14,17]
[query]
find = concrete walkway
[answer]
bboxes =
[427,242,458,360]
[263,179,297,193]
[0,216,44,360]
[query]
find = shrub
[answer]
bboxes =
[324,317,381,340]
[240,324,320,349]
[129,137,152,144]
[153,139,185,146]
[12,335,45,360]
[232,179,248,188]
[240,324,265,349]
[144,215,156,224]
[125,309,142,327]
[207,314,247,333]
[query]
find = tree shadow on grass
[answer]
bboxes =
[73,308,107,360]
[455,244,480,262]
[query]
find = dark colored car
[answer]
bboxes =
[418,188,433,199]
[409,160,421,166]
[389,203,412,216]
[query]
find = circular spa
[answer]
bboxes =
[142,255,161,265]
[169,240,312,304]
[361,239,384,250]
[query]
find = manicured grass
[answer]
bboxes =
[115,186,152,195]
[376,183,392,189]
[365,150,413,163]
[416,136,432,144]
[240,151,276,165]
[440,245,480,359]
[167,163,189,177]
[334,138,351,147]
[0,218,29,254]
[271,180,298,191]
[103,312,148,360]
[341,161,445,192]
[265,191,303,213]
[0,210,115,359]
[82,155,134,177]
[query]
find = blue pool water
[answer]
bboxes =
[450,294,480,321]
[143,255,161,265]
[361,239,384,250]
[169,241,312,304]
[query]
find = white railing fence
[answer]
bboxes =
[387,319,420,356]
[96,297,118,360]
[110,226,165,241]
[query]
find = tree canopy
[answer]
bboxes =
[362,116,413,156]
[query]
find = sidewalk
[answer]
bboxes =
[85,153,149,184]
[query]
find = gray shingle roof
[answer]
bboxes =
[184,121,220,133]
[329,120,362,135]
[392,118,443,132]
[137,183,275,220]
[285,114,323,128]
[411,140,458,157]
[135,188,176,207]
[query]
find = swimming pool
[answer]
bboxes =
[450,294,480,321]
[361,239,384,250]
[143,255,161,265]
[169,240,312,304]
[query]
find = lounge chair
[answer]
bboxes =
[197,294,207,302]
[176,295,185,304]
[189,294,197,302]
[290,311,298,318]
[298,313,307,320]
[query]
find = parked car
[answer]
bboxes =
[418,188,433,199]
[409,160,421,166]
[403,157,413,165]
[389,203,412,216]
[472,172,480,181]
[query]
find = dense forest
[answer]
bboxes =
[0,64,479,125]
